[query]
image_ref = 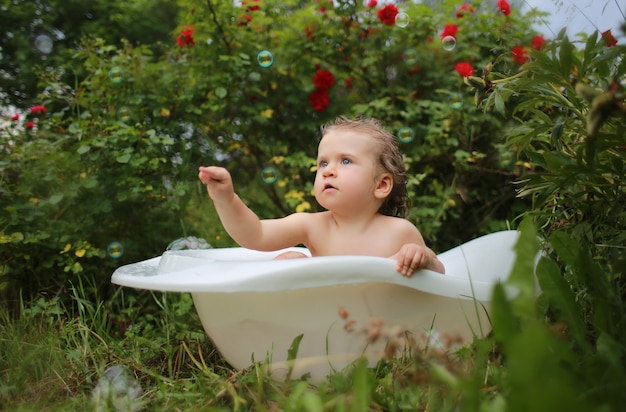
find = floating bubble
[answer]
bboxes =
[257,50,274,68]
[403,48,419,65]
[107,242,124,259]
[395,12,410,28]
[34,34,53,54]
[108,67,124,84]
[397,127,415,143]
[261,166,278,184]
[167,236,212,251]
[117,107,131,122]
[449,92,464,109]
[442,35,457,51]
[91,364,143,412]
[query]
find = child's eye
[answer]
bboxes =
[341,158,351,165]
[319,160,328,167]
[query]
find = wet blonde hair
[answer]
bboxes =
[320,116,409,218]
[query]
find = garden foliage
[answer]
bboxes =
[1,0,625,410]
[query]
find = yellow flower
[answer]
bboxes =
[60,243,71,254]
[270,156,284,164]
[285,190,304,201]
[75,249,86,258]
[261,109,274,119]
[161,108,170,117]
[296,201,311,213]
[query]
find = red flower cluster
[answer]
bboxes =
[510,34,547,65]
[440,24,458,39]
[456,3,475,19]
[497,0,511,17]
[309,68,335,112]
[237,1,261,26]
[176,25,195,47]
[242,0,260,12]
[512,45,528,64]
[305,26,316,40]
[377,4,399,26]
[30,104,47,115]
[455,61,474,78]
[7,104,47,131]
[602,30,618,47]
[531,34,546,50]
[313,69,335,90]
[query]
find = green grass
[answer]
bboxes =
[2,224,624,411]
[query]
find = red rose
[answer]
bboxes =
[176,25,195,47]
[366,0,377,8]
[25,121,35,129]
[497,0,511,17]
[602,30,617,47]
[305,26,316,40]
[313,69,335,90]
[456,3,475,18]
[377,4,399,26]
[11,114,19,121]
[440,24,458,39]
[29,104,47,115]
[455,61,474,77]
[237,14,253,26]
[512,46,528,64]
[531,34,546,50]
[309,89,330,112]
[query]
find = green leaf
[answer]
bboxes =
[49,193,64,204]
[535,257,587,347]
[116,153,132,163]
[549,231,579,267]
[77,145,90,154]
[215,87,227,98]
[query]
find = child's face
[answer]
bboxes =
[314,129,383,212]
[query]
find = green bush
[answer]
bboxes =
[1,0,540,302]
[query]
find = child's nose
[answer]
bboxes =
[323,163,337,176]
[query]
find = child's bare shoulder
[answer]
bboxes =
[376,214,423,238]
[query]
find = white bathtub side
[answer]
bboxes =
[192,281,491,380]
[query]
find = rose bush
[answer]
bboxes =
[1,0,542,299]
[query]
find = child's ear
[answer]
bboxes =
[374,173,393,199]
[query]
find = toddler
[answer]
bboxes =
[198,116,445,276]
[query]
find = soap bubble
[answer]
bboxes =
[108,67,124,84]
[257,50,274,68]
[397,127,415,143]
[261,166,278,184]
[449,92,464,109]
[117,107,131,122]
[91,364,143,412]
[395,13,410,28]
[167,236,212,251]
[403,48,419,65]
[34,34,53,54]
[107,242,124,259]
[442,35,457,51]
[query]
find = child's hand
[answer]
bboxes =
[198,166,234,202]
[390,243,436,277]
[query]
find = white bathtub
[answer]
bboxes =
[111,231,520,380]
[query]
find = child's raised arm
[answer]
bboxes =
[198,166,308,251]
